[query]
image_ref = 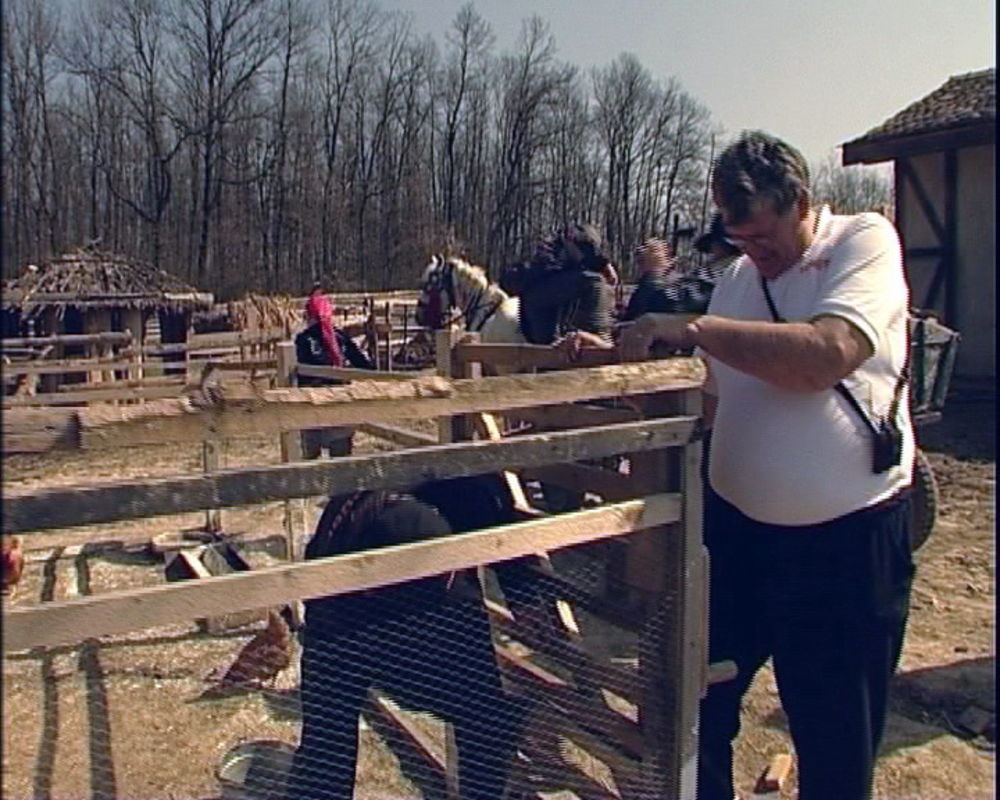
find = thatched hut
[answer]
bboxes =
[2,247,212,388]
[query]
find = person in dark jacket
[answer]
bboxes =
[518,223,616,347]
[295,286,376,458]
[288,474,537,800]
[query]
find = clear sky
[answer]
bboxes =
[383,0,995,166]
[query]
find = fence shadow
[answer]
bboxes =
[32,548,62,800]
[760,655,996,753]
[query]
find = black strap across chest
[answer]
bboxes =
[759,276,909,431]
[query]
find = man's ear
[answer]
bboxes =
[796,190,811,218]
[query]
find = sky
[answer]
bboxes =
[381,0,995,168]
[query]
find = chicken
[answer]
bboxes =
[211,609,293,689]
[1,536,25,597]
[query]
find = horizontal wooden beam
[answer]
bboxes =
[2,417,696,534]
[57,376,187,392]
[507,403,642,430]
[1,332,133,349]
[842,123,995,164]
[521,463,638,502]
[2,494,680,652]
[72,358,705,450]
[455,342,623,371]
[356,422,438,447]
[485,598,642,704]
[1,407,80,453]
[3,385,191,407]
[296,364,416,382]
[4,357,134,376]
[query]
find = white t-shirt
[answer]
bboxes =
[700,206,914,526]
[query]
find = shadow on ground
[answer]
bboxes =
[760,655,996,753]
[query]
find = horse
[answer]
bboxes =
[414,254,525,344]
[288,474,536,799]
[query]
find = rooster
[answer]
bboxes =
[207,608,293,691]
[1,536,25,597]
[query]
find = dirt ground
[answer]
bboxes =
[1,389,994,799]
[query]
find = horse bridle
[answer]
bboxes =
[423,255,501,332]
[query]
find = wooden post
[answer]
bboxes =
[384,301,393,372]
[39,308,60,394]
[123,308,144,386]
[202,439,223,533]
[276,341,307,562]
[401,303,409,365]
[434,328,463,443]
[629,387,705,799]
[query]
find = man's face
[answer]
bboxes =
[720,196,808,279]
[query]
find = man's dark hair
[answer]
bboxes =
[711,131,810,224]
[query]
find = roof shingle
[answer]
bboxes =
[848,67,995,145]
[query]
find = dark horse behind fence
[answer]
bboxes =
[287,474,541,800]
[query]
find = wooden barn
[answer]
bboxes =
[842,67,996,380]
[2,246,213,388]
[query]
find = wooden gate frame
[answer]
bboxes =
[2,345,717,799]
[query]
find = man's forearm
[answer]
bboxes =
[688,315,850,391]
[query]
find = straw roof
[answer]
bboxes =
[2,246,213,313]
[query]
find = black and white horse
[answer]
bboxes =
[414,254,525,344]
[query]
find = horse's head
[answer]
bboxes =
[415,253,453,329]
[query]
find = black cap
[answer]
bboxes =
[694,213,736,254]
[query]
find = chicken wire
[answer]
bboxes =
[2,532,665,800]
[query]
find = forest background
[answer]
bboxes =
[2,0,890,299]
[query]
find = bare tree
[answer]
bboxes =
[813,149,893,215]
[2,0,63,271]
[488,16,573,268]
[316,0,380,285]
[168,0,280,283]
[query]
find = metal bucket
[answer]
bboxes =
[216,739,296,800]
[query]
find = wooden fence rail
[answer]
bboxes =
[2,330,711,799]
[2,417,696,535]
[3,495,677,653]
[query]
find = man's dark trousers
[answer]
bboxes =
[697,488,914,800]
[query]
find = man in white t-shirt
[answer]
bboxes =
[620,131,915,800]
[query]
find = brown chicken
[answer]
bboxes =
[213,609,293,689]
[1,536,25,596]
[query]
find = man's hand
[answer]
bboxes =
[600,262,620,286]
[634,238,674,275]
[617,313,700,361]
[553,330,613,361]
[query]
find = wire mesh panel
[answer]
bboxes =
[2,352,710,800]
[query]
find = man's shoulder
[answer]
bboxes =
[824,210,897,245]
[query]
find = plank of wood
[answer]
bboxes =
[504,685,641,793]
[56,376,187,392]
[368,691,447,773]
[2,494,680,652]
[473,411,533,512]
[521,463,638,503]
[512,739,620,800]
[454,342,624,371]
[356,422,438,447]
[506,403,643,430]
[295,364,415,382]
[484,598,642,704]
[3,385,191,407]
[4,358,135,376]
[1,332,132,349]
[4,417,694,534]
[755,753,793,793]
[68,358,704,450]
[1,408,80,453]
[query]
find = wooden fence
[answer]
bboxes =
[2,313,731,797]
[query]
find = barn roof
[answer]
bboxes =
[2,247,213,313]
[842,67,996,163]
